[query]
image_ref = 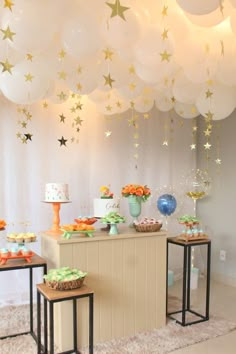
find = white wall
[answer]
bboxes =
[0,95,194,305]
[197,111,236,286]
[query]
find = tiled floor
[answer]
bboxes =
[168,279,236,353]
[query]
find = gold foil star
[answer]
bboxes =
[163,140,168,146]
[74,116,83,125]
[162,29,169,40]
[57,91,67,101]
[190,144,196,150]
[130,101,135,108]
[205,89,213,98]
[21,121,27,128]
[1,26,16,41]
[162,5,168,16]
[134,143,139,148]
[204,129,211,136]
[43,101,48,108]
[26,53,33,61]
[205,111,214,121]
[25,112,32,120]
[215,158,222,164]
[160,51,171,62]
[58,136,67,146]
[134,153,139,159]
[103,48,114,60]
[129,65,135,74]
[4,0,14,11]
[76,83,82,91]
[116,101,122,108]
[133,133,139,139]
[24,73,34,82]
[103,73,115,88]
[16,132,21,138]
[58,49,66,59]
[77,65,82,74]
[129,82,136,91]
[204,142,211,150]
[58,71,67,80]
[105,130,112,137]
[192,126,197,132]
[106,0,129,20]
[106,105,112,111]
[0,59,14,73]
[143,113,149,119]
[59,114,66,123]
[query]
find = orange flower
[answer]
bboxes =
[121,184,151,202]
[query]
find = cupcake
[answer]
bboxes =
[16,233,24,243]
[10,247,19,256]
[7,233,17,242]
[21,246,30,256]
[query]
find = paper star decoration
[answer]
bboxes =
[24,73,34,82]
[204,142,211,150]
[1,26,16,41]
[0,59,14,73]
[105,130,112,137]
[74,117,83,125]
[57,91,68,101]
[58,71,67,80]
[129,65,135,74]
[59,114,66,123]
[163,140,168,146]
[58,136,67,146]
[106,0,129,20]
[160,51,171,62]
[26,53,33,61]
[190,144,196,150]
[4,0,14,11]
[58,49,66,59]
[103,48,114,60]
[215,158,222,164]
[205,89,213,98]
[103,73,115,88]
[43,101,48,108]
[161,29,169,40]
[24,133,33,141]
[162,5,168,16]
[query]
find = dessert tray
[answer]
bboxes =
[177,234,208,242]
[61,229,95,239]
[0,251,35,265]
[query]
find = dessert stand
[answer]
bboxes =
[43,201,71,235]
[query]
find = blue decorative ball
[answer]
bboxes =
[157,194,177,216]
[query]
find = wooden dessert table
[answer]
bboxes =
[40,227,167,352]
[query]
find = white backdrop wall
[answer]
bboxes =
[0,95,194,305]
[197,111,236,286]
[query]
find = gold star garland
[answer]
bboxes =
[190,118,197,151]
[106,0,129,21]
[214,122,222,172]
[128,102,139,168]
[70,94,84,143]
[16,106,33,144]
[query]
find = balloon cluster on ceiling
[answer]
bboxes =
[0,0,236,120]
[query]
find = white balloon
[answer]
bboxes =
[118,75,145,99]
[196,82,236,120]
[176,0,221,15]
[154,91,174,112]
[1,0,56,54]
[216,34,236,86]
[1,60,50,104]
[173,70,203,104]
[62,12,102,59]
[47,81,70,104]
[174,102,199,118]
[133,95,154,113]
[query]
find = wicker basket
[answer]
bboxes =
[134,223,162,232]
[45,277,85,291]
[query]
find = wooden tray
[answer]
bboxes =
[0,251,35,265]
[177,234,208,242]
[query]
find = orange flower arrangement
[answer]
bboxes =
[0,219,6,230]
[121,184,151,202]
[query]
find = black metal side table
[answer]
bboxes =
[166,236,211,326]
[37,283,94,354]
[0,254,47,341]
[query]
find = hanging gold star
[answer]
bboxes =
[105,130,112,137]
[163,140,168,146]
[0,59,14,73]
[24,73,34,82]
[116,101,122,108]
[162,5,168,16]
[75,102,83,110]
[130,101,135,108]
[58,49,66,59]
[58,71,67,80]
[74,116,83,125]
[192,126,197,132]
[106,0,129,20]
[129,82,136,91]
[77,65,82,74]
[26,53,33,61]
[103,73,115,88]
[205,89,213,98]
[143,113,149,119]
[43,101,48,108]
[4,0,14,11]
[105,105,112,111]
[133,133,139,139]
[129,65,135,74]
[76,83,82,91]
[21,121,27,128]
[171,96,176,103]
[134,143,139,148]
[204,129,211,136]
[16,132,21,138]
[1,26,16,41]
[215,158,221,164]
[57,91,67,101]
[25,112,32,120]
[24,133,33,141]
[161,28,169,40]
[160,51,171,62]
[103,48,114,60]
[59,114,66,123]
[204,142,211,150]
[58,136,67,146]
[205,111,214,121]
[190,144,196,150]
[21,136,27,144]
[134,153,139,159]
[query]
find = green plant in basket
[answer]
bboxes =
[101,212,126,224]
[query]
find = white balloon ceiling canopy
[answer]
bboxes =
[0,0,236,120]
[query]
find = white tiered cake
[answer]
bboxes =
[45,183,69,202]
[93,198,120,218]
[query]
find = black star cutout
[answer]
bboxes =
[58,136,67,146]
[59,113,66,123]
[24,133,33,141]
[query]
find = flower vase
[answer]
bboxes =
[128,195,142,226]
[109,223,119,235]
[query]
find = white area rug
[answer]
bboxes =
[0,304,236,354]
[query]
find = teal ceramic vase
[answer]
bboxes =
[109,223,119,235]
[128,195,142,225]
